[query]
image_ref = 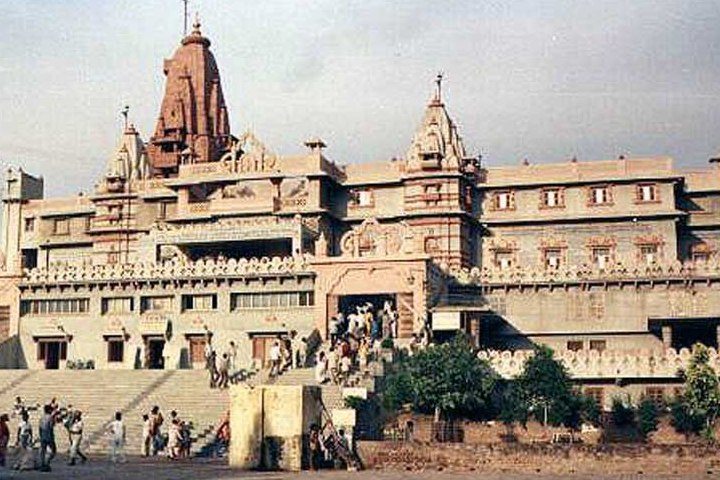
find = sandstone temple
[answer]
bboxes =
[1,21,720,407]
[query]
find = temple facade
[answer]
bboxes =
[1,23,720,404]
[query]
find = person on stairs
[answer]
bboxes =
[38,404,57,471]
[107,411,126,464]
[67,410,87,466]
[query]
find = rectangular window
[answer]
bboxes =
[158,202,169,220]
[544,248,562,269]
[101,297,134,315]
[53,218,70,235]
[589,340,607,352]
[20,298,89,316]
[645,387,665,407]
[588,292,606,320]
[639,244,658,265]
[107,339,124,363]
[140,296,173,313]
[181,294,217,312]
[494,191,512,210]
[487,296,507,315]
[541,188,562,208]
[589,186,611,205]
[585,387,604,409]
[591,247,611,269]
[24,218,35,232]
[567,340,584,352]
[637,184,657,202]
[494,250,513,270]
[231,291,315,310]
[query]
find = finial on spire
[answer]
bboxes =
[193,11,201,33]
[121,105,130,131]
[435,72,444,103]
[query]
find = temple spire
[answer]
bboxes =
[147,18,231,176]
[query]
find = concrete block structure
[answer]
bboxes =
[229,384,321,471]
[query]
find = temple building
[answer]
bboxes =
[1,21,720,404]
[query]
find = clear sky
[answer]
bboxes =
[1,0,720,196]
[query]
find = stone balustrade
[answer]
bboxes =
[21,255,314,284]
[450,260,720,286]
[477,347,716,379]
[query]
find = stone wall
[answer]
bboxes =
[358,441,720,475]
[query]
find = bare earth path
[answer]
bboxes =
[0,455,705,480]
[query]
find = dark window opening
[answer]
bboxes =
[107,339,124,363]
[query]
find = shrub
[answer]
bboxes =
[380,338,394,349]
[670,397,705,436]
[611,397,635,427]
[344,396,366,410]
[637,397,659,439]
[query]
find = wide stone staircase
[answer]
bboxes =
[0,370,228,455]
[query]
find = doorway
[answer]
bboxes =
[38,340,67,370]
[338,294,396,317]
[146,338,166,369]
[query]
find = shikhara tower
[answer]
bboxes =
[147,19,232,177]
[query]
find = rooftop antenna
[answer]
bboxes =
[435,72,444,103]
[121,105,130,131]
[183,0,189,36]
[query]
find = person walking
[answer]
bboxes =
[107,411,126,464]
[67,410,87,466]
[141,414,151,457]
[269,340,281,377]
[298,337,308,368]
[217,353,230,389]
[38,404,57,471]
[12,411,32,471]
[149,406,164,455]
[228,341,238,383]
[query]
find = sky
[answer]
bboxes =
[1,0,720,197]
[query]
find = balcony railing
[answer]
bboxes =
[478,347,715,380]
[21,255,314,284]
[450,260,720,286]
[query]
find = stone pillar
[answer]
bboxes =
[661,325,673,349]
[469,315,481,349]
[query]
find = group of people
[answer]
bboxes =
[315,300,400,386]
[3,396,126,472]
[308,423,358,471]
[205,339,243,388]
[268,331,309,377]
[141,406,192,460]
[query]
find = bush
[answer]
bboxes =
[382,333,497,419]
[611,397,635,427]
[380,338,394,349]
[637,397,659,439]
[344,396,366,410]
[670,397,705,436]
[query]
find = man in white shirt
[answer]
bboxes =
[107,411,126,464]
[269,341,281,377]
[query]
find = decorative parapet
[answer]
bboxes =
[449,260,720,286]
[21,255,314,285]
[478,347,714,380]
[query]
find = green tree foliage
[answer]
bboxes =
[513,346,595,429]
[672,343,720,439]
[611,397,636,427]
[382,333,498,419]
[497,346,599,429]
[637,397,659,439]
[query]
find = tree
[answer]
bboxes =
[382,333,498,419]
[611,397,636,428]
[509,345,596,429]
[675,343,720,439]
[637,397,659,439]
